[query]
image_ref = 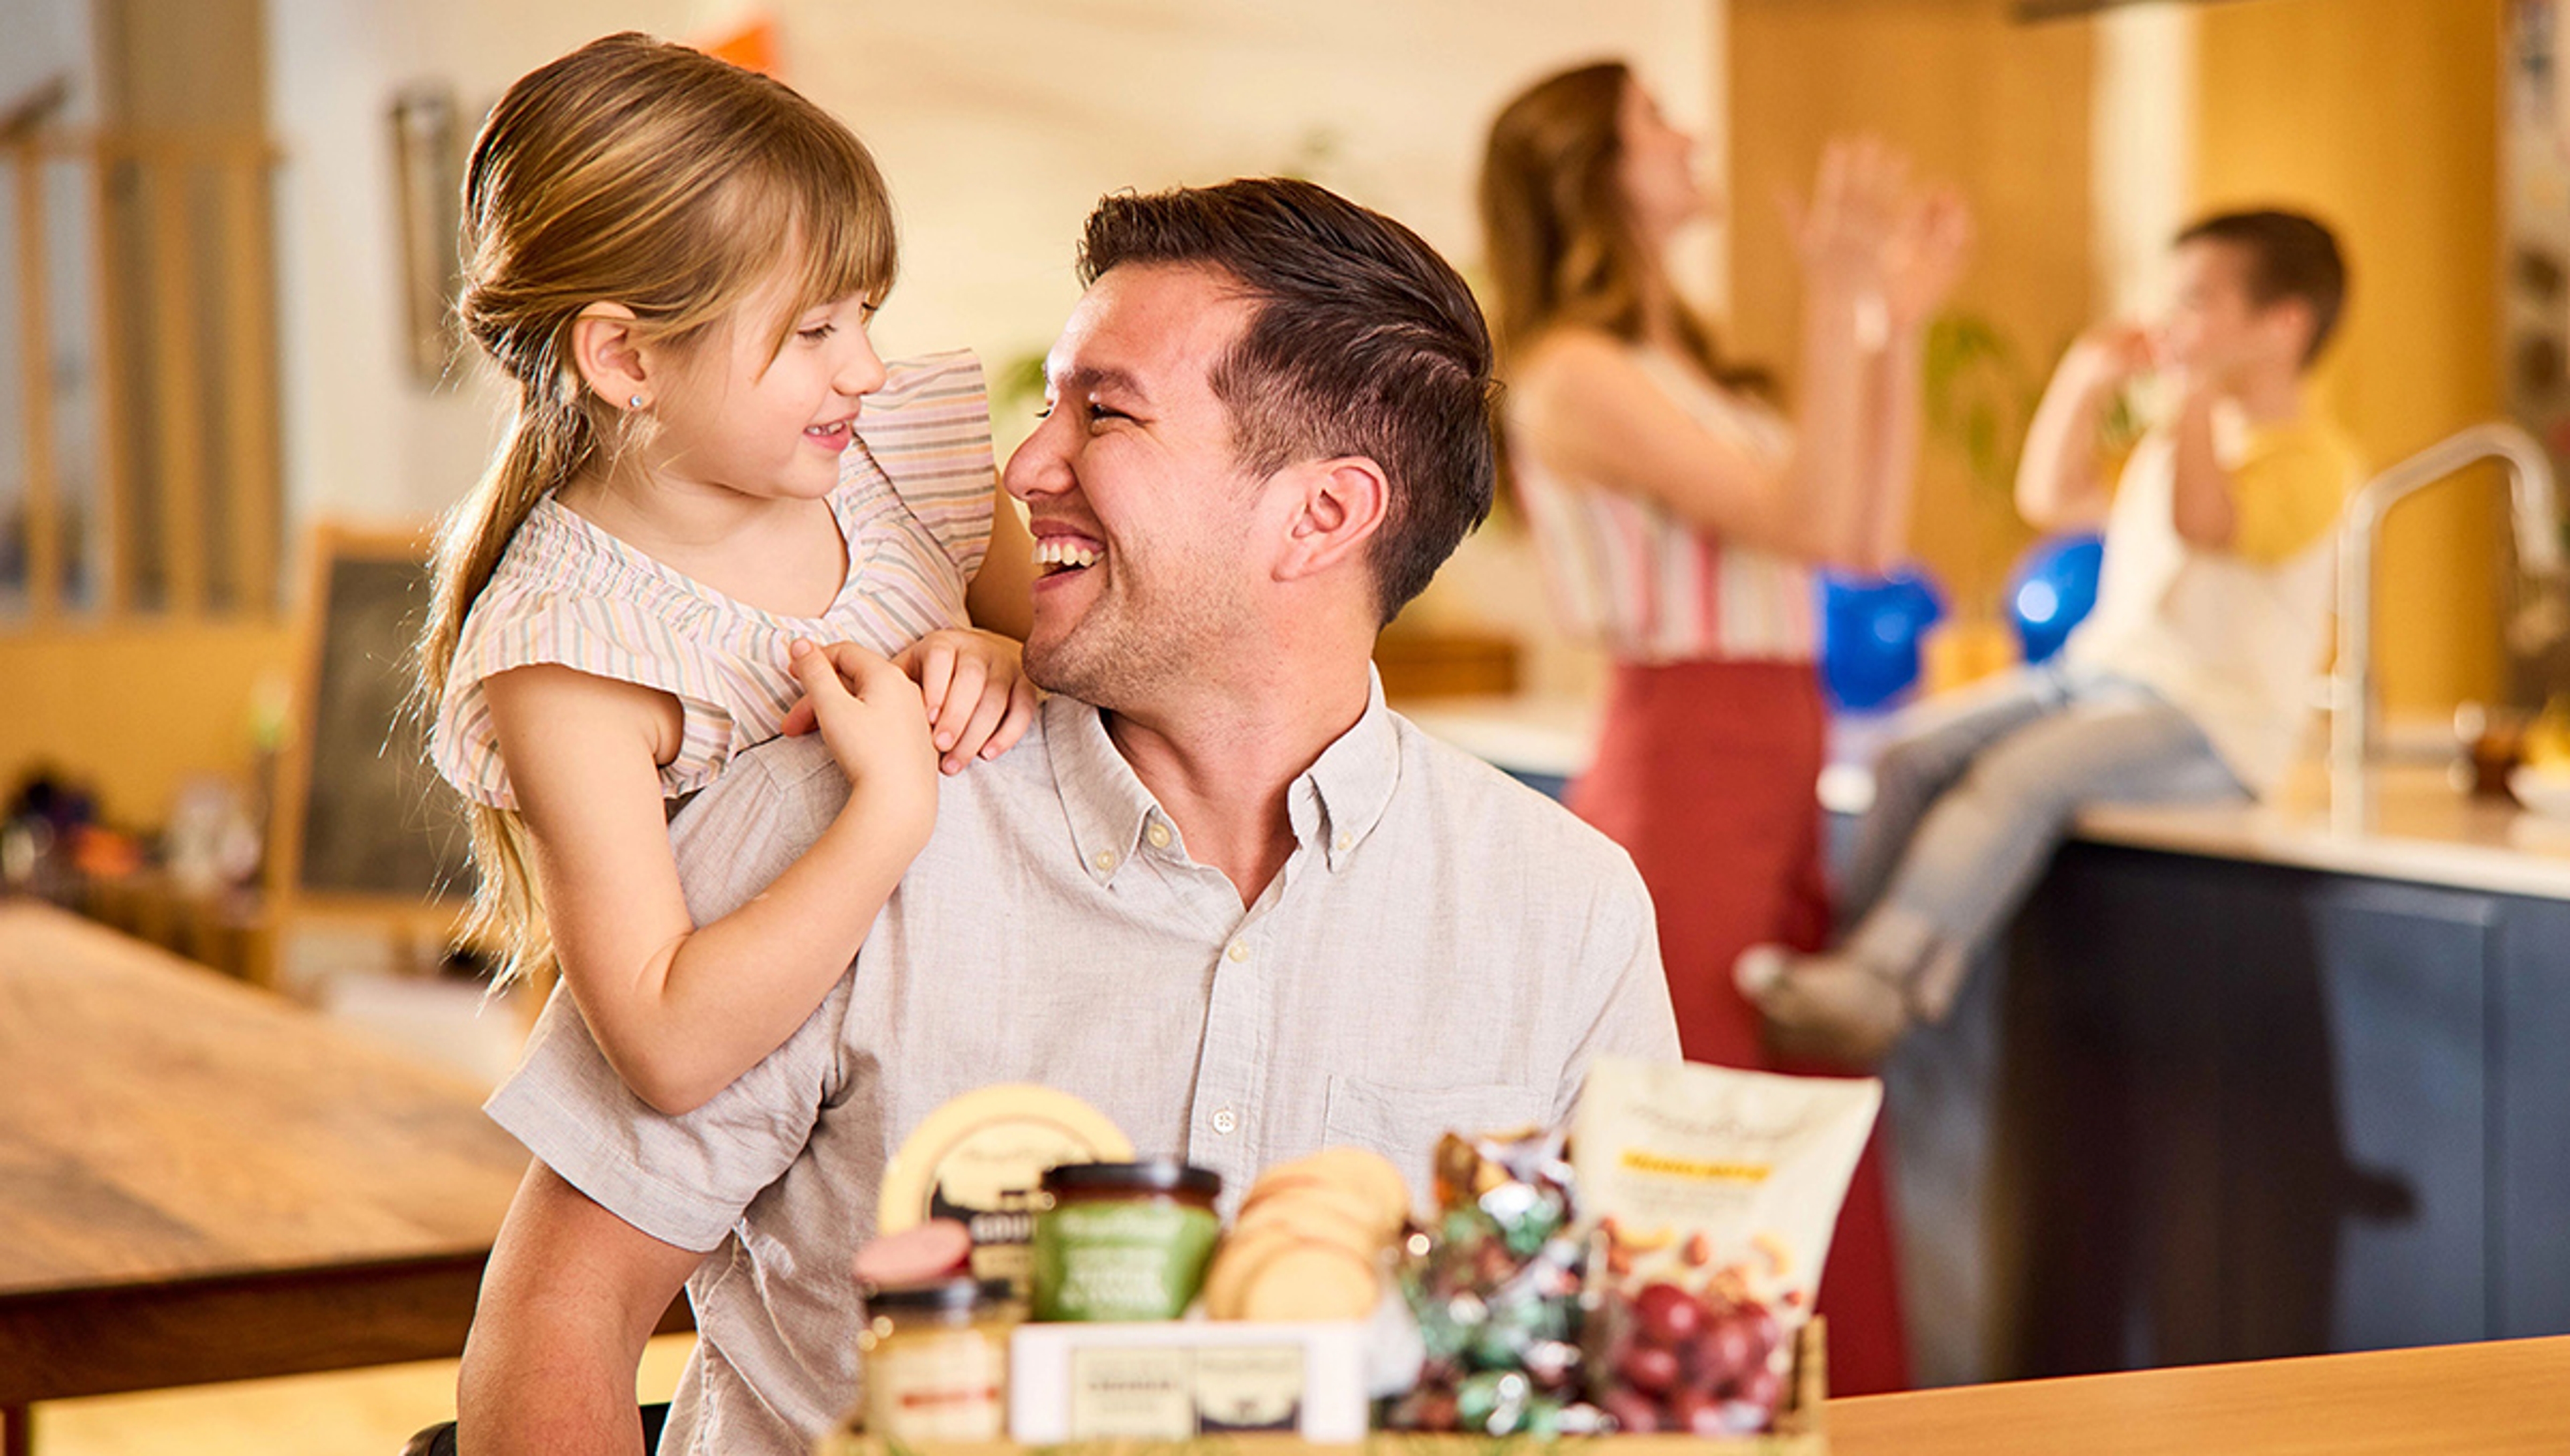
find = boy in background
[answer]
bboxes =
[1739,209,2361,1065]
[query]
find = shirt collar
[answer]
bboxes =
[1047,668,1402,887]
[1048,695,1161,887]
[1302,668,1400,874]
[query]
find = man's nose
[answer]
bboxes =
[1003,410,1072,503]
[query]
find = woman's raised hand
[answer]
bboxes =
[1881,186,1975,330]
[1782,136,1909,288]
[1784,138,1974,329]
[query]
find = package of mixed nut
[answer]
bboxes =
[1571,1057,1879,1437]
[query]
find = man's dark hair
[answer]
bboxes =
[1078,177,1498,625]
[2175,209,2349,367]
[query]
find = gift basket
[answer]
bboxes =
[820,1057,1877,1454]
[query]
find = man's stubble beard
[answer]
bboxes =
[1023,559,1246,713]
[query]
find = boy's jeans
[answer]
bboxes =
[1837,662,2247,1012]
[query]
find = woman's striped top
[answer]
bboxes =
[430,349,996,812]
[1509,345,1817,664]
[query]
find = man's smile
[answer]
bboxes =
[1032,533,1106,577]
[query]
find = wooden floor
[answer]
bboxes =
[25,1335,697,1455]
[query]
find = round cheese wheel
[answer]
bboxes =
[876,1084,1133,1232]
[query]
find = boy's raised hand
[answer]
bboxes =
[2061,321,2156,397]
[895,628,1040,776]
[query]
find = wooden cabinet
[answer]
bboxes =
[2494,892,2570,1339]
[1893,844,2570,1382]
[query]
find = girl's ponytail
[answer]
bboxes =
[419,371,603,987]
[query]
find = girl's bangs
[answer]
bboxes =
[751,151,897,354]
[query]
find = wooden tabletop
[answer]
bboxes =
[0,901,530,1405]
[827,1336,2570,1455]
[1826,1334,2570,1453]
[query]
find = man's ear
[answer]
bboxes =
[1275,455,1389,585]
[568,302,651,410]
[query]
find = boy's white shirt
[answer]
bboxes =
[2065,402,2346,795]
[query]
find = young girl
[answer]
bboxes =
[419,33,1037,1116]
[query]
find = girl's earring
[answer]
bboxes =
[628,393,647,411]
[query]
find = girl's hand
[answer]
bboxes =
[1880,186,1975,331]
[895,628,1040,775]
[781,639,938,818]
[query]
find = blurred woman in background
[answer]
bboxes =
[1480,60,1970,1394]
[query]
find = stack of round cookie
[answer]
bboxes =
[1203,1148,1411,1321]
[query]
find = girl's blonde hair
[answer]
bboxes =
[418,31,897,987]
[1478,60,1763,394]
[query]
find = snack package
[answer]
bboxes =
[1571,1057,1879,1436]
[1383,1127,1602,1437]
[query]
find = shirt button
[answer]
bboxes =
[1225,940,1250,964]
[1212,1107,1239,1135]
[1092,850,1118,873]
[1333,833,1352,853]
[1146,823,1172,850]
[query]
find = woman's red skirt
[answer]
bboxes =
[1570,656,1912,1396]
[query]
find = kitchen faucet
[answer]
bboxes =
[2331,422,2568,813]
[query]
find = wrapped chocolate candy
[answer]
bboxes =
[1382,1128,1604,1437]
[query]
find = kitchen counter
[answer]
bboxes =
[2073,759,2570,899]
[1399,693,2570,898]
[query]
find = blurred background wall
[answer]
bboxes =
[2191,0,2508,714]
[266,0,1721,523]
[0,0,2537,828]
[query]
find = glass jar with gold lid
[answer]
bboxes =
[827,1275,1019,1445]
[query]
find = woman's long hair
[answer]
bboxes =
[1478,60,1761,391]
[416,31,898,988]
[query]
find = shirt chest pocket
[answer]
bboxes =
[1322,1075,1549,1216]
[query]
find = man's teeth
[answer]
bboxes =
[1034,540,1102,569]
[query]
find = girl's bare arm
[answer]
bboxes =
[483,650,934,1114]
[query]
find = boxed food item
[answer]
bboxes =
[1008,1320,1372,1442]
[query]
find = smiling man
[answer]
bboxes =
[456,178,1679,1456]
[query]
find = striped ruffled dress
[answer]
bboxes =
[430,349,996,812]
[1509,345,1816,664]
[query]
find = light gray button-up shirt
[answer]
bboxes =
[487,680,1679,1453]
